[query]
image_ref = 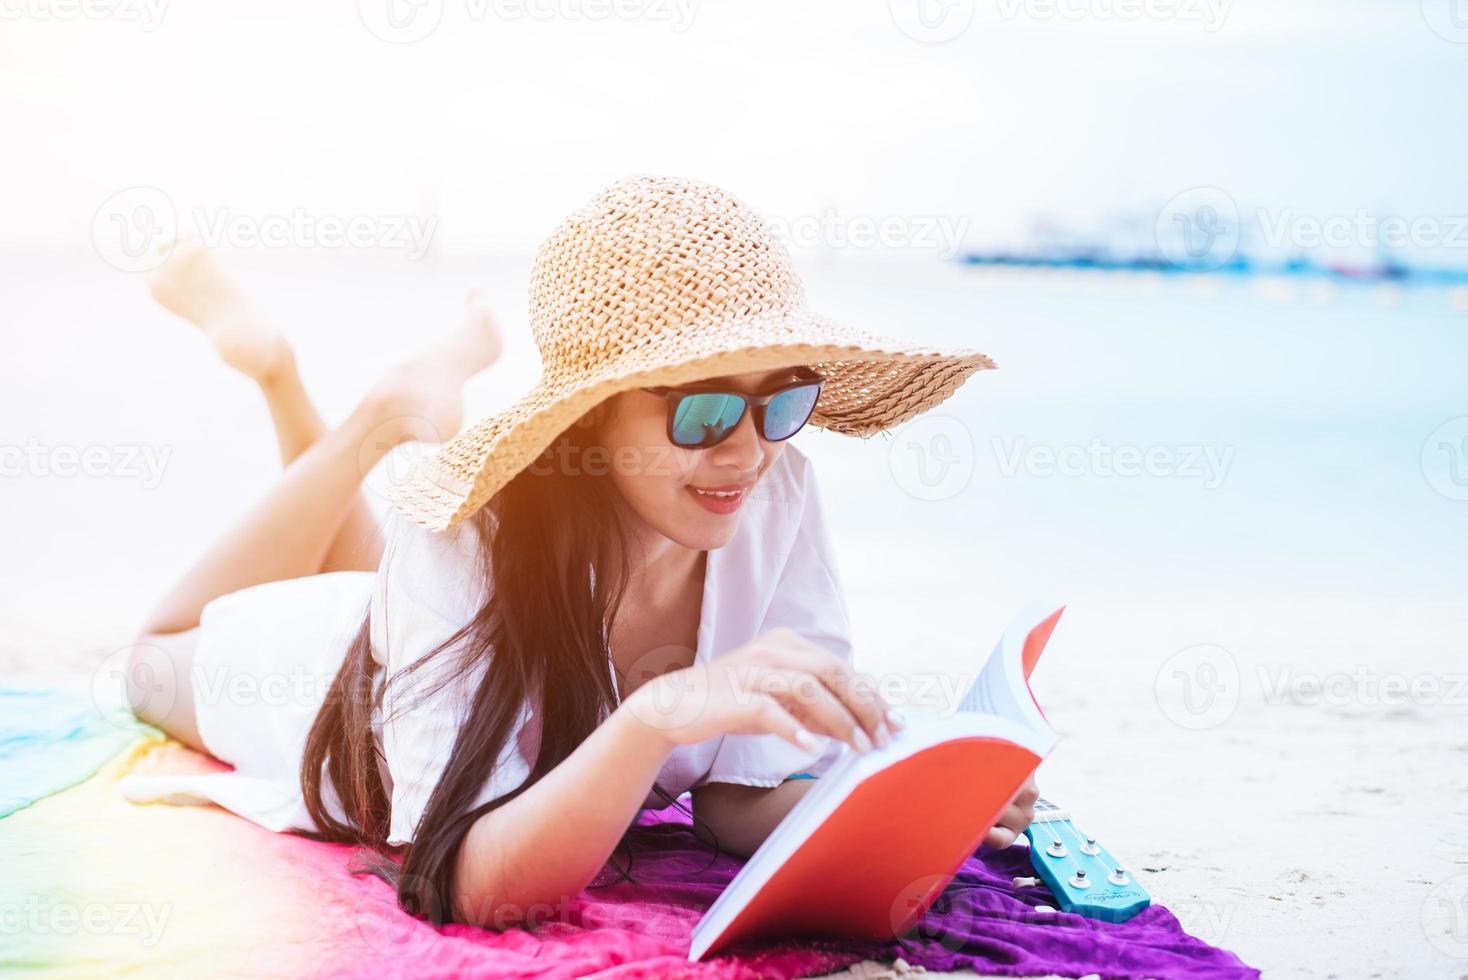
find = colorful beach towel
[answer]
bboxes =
[0,687,1259,978]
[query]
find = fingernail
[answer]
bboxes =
[873,723,891,749]
[794,727,821,752]
[851,728,873,753]
[885,708,906,731]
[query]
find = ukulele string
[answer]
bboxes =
[1031,800,1088,879]
[1033,813,1087,880]
[1056,817,1119,878]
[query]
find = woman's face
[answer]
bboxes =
[598,367,805,553]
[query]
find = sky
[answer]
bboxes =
[2,0,1465,264]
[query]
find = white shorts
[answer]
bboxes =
[118,571,373,833]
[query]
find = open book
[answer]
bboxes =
[688,600,1066,961]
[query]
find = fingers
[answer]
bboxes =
[749,665,876,752]
[986,779,1039,849]
[1014,777,1039,809]
[984,825,1017,848]
[751,629,893,749]
[749,694,824,753]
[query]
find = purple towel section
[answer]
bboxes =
[627,804,1259,979]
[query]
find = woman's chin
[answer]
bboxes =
[669,493,743,549]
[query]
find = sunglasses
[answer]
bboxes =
[641,368,825,449]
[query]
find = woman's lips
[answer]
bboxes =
[685,484,747,515]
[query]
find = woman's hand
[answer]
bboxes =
[621,627,898,754]
[984,775,1039,848]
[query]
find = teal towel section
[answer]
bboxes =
[0,686,160,819]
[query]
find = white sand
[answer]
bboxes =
[4,254,1465,978]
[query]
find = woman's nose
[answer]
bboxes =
[710,406,764,467]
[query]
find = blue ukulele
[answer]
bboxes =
[1017,798,1151,922]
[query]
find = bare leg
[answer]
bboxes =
[139,394,424,635]
[149,245,364,574]
[147,245,501,584]
[126,396,409,749]
[131,248,501,746]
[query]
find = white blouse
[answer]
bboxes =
[118,442,854,847]
[369,441,854,846]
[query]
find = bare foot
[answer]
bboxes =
[148,243,291,384]
[363,290,504,445]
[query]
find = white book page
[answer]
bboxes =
[955,599,1063,737]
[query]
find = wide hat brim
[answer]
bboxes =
[388,306,996,530]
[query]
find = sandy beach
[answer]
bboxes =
[6,251,1465,977]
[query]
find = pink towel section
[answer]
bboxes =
[3,699,1257,979]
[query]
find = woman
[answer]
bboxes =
[119,176,1034,930]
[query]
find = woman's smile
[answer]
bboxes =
[685,481,753,515]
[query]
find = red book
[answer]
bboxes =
[688,600,1066,961]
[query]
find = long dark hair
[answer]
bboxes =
[299,399,711,925]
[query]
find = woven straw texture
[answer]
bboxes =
[389,176,997,530]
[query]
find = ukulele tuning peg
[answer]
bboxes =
[1011,876,1040,887]
[1033,904,1057,914]
[1080,837,1101,856]
[1109,868,1131,885]
[1068,870,1091,889]
[1046,840,1068,858]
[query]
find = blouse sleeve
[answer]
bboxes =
[369,509,535,847]
[701,449,855,787]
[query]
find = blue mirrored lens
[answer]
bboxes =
[671,393,745,447]
[763,384,820,440]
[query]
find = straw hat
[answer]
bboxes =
[389,175,997,530]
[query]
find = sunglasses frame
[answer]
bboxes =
[641,367,826,449]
